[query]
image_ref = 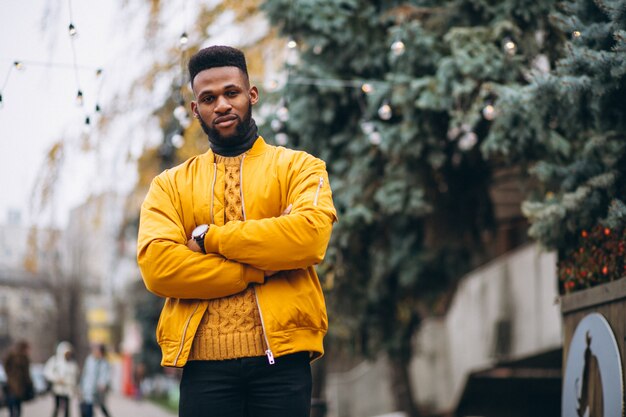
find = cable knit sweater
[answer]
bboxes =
[188,153,265,360]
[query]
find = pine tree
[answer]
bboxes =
[261,0,558,414]
[483,0,626,292]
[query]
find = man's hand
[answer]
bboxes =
[264,204,293,277]
[187,238,203,253]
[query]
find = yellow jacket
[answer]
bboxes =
[137,137,337,367]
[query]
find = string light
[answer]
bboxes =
[75,90,84,106]
[84,116,90,125]
[360,121,375,135]
[96,68,103,77]
[391,40,406,56]
[0,93,3,109]
[277,105,289,122]
[68,23,77,36]
[378,102,392,121]
[173,103,187,122]
[458,131,478,151]
[95,104,101,112]
[482,104,497,121]
[287,39,298,49]
[572,30,581,39]
[271,119,282,132]
[179,32,189,46]
[369,131,382,145]
[265,79,279,92]
[312,45,323,55]
[275,133,288,145]
[171,131,185,149]
[361,83,373,94]
[14,61,24,71]
[502,38,517,56]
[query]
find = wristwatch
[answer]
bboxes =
[191,224,209,254]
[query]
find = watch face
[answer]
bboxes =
[192,224,209,238]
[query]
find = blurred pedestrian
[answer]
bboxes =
[3,340,34,417]
[80,344,112,417]
[44,341,80,417]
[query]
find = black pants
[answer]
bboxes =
[6,394,22,417]
[179,352,312,417]
[80,399,111,417]
[52,395,70,417]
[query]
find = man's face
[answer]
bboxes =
[191,66,259,141]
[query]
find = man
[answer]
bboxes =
[137,45,337,417]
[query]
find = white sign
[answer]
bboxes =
[562,312,623,417]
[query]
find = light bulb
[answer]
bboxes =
[76,90,84,107]
[361,83,373,94]
[96,68,103,77]
[275,133,288,146]
[14,61,24,70]
[458,131,478,151]
[95,104,101,112]
[180,32,189,46]
[572,30,581,39]
[287,39,297,49]
[171,133,185,149]
[277,106,289,122]
[85,116,91,125]
[173,105,187,122]
[369,132,382,145]
[482,104,496,121]
[313,45,323,55]
[378,102,392,121]
[391,40,405,56]
[360,121,375,135]
[271,119,282,132]
[265,79,279,92]
[503,38,517,56]
[68,23,77,36]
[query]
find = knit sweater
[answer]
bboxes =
[188,153,265,360]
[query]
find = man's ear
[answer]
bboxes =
[249,86,259,105]
[190,101,199,118]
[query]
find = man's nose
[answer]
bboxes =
[215,96,232,113]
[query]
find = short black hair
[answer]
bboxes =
[188,45,249,86]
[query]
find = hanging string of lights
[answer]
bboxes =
[0,0,104,127]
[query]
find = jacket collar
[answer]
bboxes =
[204,136,267,163]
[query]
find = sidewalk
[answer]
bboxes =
[19,392,176,417]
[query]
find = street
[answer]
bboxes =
[15,393,176,417]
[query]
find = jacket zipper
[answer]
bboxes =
[210,163,217,224]
[173,302,200,366]
[239,154,275,365]
[313,176,324,206]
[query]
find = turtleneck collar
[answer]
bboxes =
[209,118,259,157]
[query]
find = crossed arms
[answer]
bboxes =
[137,161,336,300]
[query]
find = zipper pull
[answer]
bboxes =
[265,349,276,365]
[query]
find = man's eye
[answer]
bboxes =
[203,96,214,103]
[226,91,238,97]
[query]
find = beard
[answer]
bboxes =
[198,100,252,144]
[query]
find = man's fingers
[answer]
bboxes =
[282,204,293,216]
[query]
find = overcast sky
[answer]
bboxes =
[0,0,172,227]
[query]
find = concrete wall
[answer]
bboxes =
[324,244,561,416]
[410,244,561,413]
[326,359,397,417]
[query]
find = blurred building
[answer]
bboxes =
[0,270,57,363]
[63,191,138,347]
[0,212,62,362]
